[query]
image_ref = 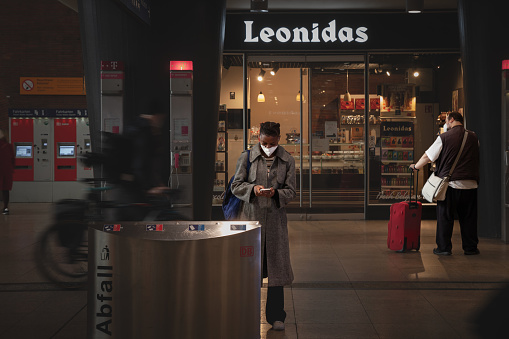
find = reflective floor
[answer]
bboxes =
[1,203,508,338]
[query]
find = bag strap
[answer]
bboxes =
[447,131,468,178]
[245,149,251,173]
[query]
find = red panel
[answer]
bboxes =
[10,118,34,181]
[170,61,193,71]
[54,118,77,181]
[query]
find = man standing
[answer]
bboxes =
[410,112,480,255]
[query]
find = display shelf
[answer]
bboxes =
[382,186,412,189]
[381,147,414,151]
[381,173,412,176]
[381,160,413,163]
[214,109,228,196]
[380,115,416,119]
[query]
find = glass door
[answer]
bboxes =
[245,56,366,215]
[247,62,308,210]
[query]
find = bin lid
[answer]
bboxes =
[89,220,260,241]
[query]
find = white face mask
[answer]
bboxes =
[260,144,278,156]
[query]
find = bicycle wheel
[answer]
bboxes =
[36,221,88,289]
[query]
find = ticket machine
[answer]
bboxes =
[9,110,93,202]
[76,117,93,179]
[11,118,34,182]
[33,118,53,182]
[54,118,77,181]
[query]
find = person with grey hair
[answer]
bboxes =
[0,128,15,215]
[410,112,480,255]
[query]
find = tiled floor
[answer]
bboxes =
[1,203,509,338]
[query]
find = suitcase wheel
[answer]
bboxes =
[396,238,407,253]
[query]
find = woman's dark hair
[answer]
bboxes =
[448,112,464,124]
[260,121,280,137]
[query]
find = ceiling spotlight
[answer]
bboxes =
[413,71,420,77]
[251,0,268,12]
[258,68,266,81]
[270,65,279,76]
[406,0,423,13]
[386,70,391,76]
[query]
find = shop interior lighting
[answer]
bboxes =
[251,0,268,12]
[296,90,305,102]
[257,91,265,102]
[343,69,352,102]
[386,70,391,76]
[270,65,279,76]
[406,0,423,13]
[413,70,420,77]
[258,68,266,81]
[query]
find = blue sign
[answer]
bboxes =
[8,108,88,118]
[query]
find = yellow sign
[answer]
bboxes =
[20,77,86,95]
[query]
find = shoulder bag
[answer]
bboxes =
[422,131,468,203]
[222,150,251,220]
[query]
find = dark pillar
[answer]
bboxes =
[458,0,509,238]
[78,0,226,220]
[150,1,226,220]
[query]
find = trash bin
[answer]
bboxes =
[87,221,261,339]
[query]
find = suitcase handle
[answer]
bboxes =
[408,168,419,208]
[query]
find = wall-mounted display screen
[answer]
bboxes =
[15,145,32,158]
[58,144,75,157]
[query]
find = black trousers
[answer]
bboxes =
[263,240,286,324]
[436,187,479,252]
[266,286,286,324]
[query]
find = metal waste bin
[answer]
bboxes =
[87,221,261,339]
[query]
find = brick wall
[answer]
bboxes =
[0,0,86,139]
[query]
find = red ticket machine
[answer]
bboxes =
[54,118,77,181]
[11,118,34,181]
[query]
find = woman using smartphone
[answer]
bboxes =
[231,121,296,331]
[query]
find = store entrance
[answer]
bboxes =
[246,56,366,216]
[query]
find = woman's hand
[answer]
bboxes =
[254,185,275,198]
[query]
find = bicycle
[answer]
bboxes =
[35,178,185,289]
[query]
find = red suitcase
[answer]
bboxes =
[387,169,421,252]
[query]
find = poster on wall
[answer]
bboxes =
[370,98,380,110]
[340,99,354,110]
[325,121,337,139]
[381,84,415,115]
[355,99,365,110]
[452,89,459,112]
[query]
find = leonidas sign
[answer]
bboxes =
[225,12,460,52]
[244,20,368,44]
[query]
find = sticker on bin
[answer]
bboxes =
[230,224,247,231]
[189,224,205,231]
[104,224,122,232]
[146,224,164,231]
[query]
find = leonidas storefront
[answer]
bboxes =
[216,11,462,220]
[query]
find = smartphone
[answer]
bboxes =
[260,188,271,192]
